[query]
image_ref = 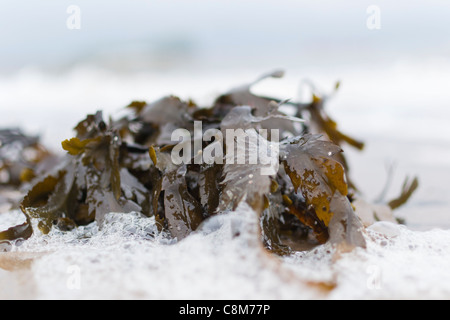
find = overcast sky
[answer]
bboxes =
[0,0,449,73]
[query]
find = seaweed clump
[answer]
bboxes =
[0,71,417,254]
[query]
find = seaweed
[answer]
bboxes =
[0,129,51,186]
[388,176,419,211]
[0,215,32,245]
[0,129,54,244]
[0,71,418,254]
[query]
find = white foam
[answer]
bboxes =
[2,205,450,299]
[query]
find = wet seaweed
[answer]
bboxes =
[0,71,418,254]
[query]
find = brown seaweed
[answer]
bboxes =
[0,71,419,254]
